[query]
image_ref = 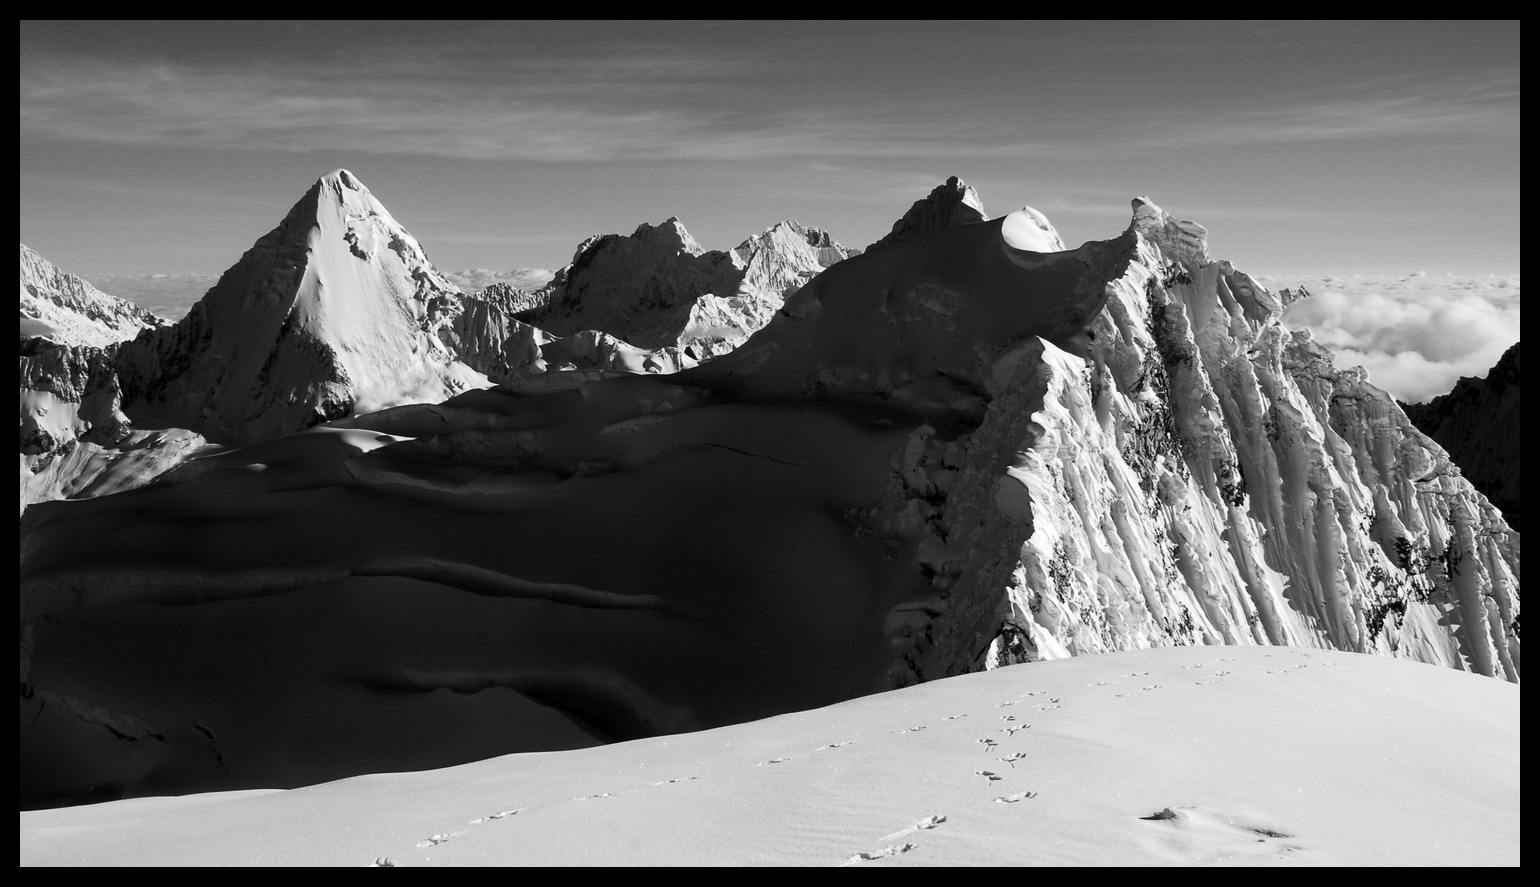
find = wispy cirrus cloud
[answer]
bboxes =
[20,47,1518,164]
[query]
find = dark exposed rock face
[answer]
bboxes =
[1401,343,1521,532]
[867,175,988,251]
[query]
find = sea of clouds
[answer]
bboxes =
[1264,272,1520,404]
[94,269,1517,405]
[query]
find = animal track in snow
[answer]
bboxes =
[975,770,1003,783]
[995,701,1018,707]
[1089,680,1112,686]
[1002,725,1030,737]
[840,843,916,865]
[894,725,926,734]
[880,814,948,842]
[815,742,853,751]
[1122,671,1150,677]
[415,832,463,848]
[940,714,968,721]
[1141,684,1162,691]
[1000,715,1016,721]
[370,857,398,867]
[997,752,1027,767]
[977,738,998,750]
[469,808,525,824]
[756,757,791,766]
[648,777,698,785]
[1036,702,1063,710]
[994,791,1037,803]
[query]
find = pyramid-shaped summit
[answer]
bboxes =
[116,169,490,444]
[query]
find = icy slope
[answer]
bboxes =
[19,648,1519,866]
[19,244,166,347]
[1402,343,1521,531]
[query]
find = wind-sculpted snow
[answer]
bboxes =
[17,183,1521,811]
[20,212,1122,807]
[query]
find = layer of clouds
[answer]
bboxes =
[90,272,218,320]
[1266,272,1520,403]
[446,268,555,295]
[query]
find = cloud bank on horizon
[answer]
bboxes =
[1269,272,1520,403]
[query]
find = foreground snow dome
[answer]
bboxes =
[20,174,1518,865]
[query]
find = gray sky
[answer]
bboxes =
[20,21,1519,278]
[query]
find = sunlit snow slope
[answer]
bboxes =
[20,648,1519,866]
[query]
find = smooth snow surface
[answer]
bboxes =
[19,648,1518,866]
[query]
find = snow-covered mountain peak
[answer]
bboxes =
[869,176,989,250]
[1129,196,1210,268]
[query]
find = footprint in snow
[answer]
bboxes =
[1089,680,1112,686]
[1219,657,1236,661]
[940,714,967,721]
[1036,702,1063,710]
[1002,725,1030,737]
[415,832,462,848]
[1000,715,1016,721]
[648,777,698,785]
[997,752,1027,767]
[880,814,948,841]
[815,742,853,751]
[975,770,1003,782]
[996,701,1017,707]
[469,808,525,824]
[978,737,998,749]
[1142,684,1162,691]
[370,857,398,867]
[756,757,791,766]
[994,791,1037,803]
[840,843,916,865]
[1113,691,1138,698]
[1123,671,1150,677]
[894,726,926,734]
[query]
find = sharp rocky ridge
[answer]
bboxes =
[1401,343,1521,533]
[16,171,1521,806]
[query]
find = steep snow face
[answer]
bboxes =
[867,175,988,251]
[19,245,166,348]
[1402,343,1521,531]
[114,170,493,444]
[517,218,857,360]
[899,198,1519,686]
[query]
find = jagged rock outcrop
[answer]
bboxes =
[515,217,857,360]
[19,245,166,348]
[1401,343,1521,531]
[867,176,988,250]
